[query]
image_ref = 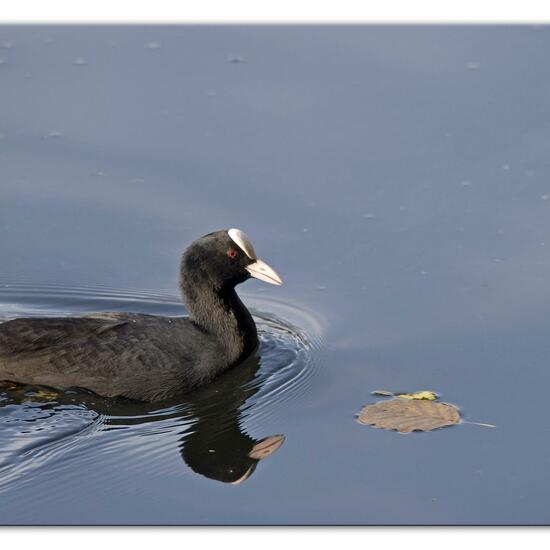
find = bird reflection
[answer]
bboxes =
[177,352,285,483]
[0,351,285,484]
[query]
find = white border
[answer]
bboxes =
[2,527,550,548]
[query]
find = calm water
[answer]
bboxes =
[1,25,550,524]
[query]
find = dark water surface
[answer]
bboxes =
[1,25,550,524]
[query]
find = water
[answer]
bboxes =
[1,25,550,524]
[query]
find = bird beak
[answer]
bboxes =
[246,259,283,286]
[248,435,285,460]
[229,435,285,484]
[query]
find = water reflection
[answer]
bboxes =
[0,281,316,509]
[103,351,287,484]
[0,348,286,486]
[177,353,285,483]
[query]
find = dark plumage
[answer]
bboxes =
[0,229,282,401]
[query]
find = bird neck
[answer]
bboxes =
[180,277,258,361]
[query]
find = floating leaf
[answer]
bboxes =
[356,399,460,433]
[396,390,438,401]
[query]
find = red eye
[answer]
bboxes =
[227,249,238,259]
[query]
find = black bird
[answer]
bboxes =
[0,229,283,401]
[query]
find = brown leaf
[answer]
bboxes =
[356,399,460,433]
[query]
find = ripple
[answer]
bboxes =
[240,312,318,430]
[0,280,323,488]
[0,401,102,492]
[0,279,185,320]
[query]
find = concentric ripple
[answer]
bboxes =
[0,280,323,490]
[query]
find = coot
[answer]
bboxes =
[0,229,283,401]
